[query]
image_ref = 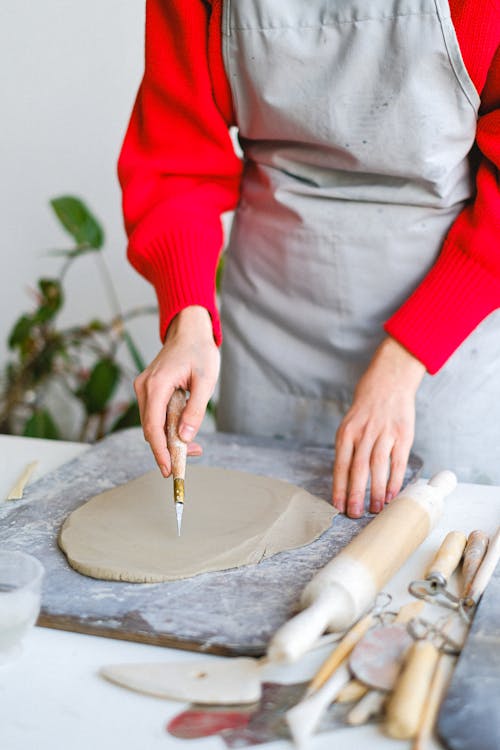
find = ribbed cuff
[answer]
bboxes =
[385,242,500,374]
[127,213,224,346]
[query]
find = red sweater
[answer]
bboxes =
[118,0,500,374]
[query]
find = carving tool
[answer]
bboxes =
[408,530,467,609]
[268,471,457,663]
[166,389,187,536]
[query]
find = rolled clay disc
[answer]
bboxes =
[59,466,336,583]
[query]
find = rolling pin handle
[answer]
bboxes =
[427,471,457,495]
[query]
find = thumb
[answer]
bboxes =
[178,376,214,442]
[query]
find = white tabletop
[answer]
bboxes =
[1,435,499,750]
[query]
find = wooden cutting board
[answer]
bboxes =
[0,428,421,656]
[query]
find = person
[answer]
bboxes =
[118,0,500,518]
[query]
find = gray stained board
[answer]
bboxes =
[0,428,422,656]
[437,567,500,750]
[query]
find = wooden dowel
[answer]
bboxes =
[6,461,39,500]
[413,654,453,750]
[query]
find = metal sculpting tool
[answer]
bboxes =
[408,530,467,610]
[166,389,188,536]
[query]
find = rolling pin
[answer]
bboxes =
[268,471,457,663]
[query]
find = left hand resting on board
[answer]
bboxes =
[332,337,426,519]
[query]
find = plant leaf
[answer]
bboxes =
[22,409,60,440]
[8,315,35,349]
[50,196,104,249]
[110,401,141,433]
[77,358,120,415]
[34,278,63,323]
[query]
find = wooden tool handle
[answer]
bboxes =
[307,612,374,695]
[426,531,467,583]
[461,530,489,598]
[336,678,369,704]
[166,389,187,480]
[413,654,453,750]
[464,527,500,608]
[385,640,440,740]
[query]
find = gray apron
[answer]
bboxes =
[218,0,500,483]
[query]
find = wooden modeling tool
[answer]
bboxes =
[345,599,425,725]
[6,460,39,500]
[166,389,187,536]
[268,471,457,663]
[460,530,489,597]
[408,530,467,609]
[460,526,500,619]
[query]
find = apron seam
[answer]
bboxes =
[433,0,481,113]
[221,0,244,131]
[230,11,440,32]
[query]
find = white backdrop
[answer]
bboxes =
[0,1,159,372]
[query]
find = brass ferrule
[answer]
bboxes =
[173,478,185,505]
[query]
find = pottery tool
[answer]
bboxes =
[305,610,376,698]
[285,663,351,747]
[413,652,453,750]
[6,461,39,500]
[385,616,460,740]
[167,680,355,746]
[460,526,500,621]
[408,530,467,610]
[284,598,404,745]
[166,389,187,535]
[438,527,500,750]
[335,596,418,704]
[269,471,457,663]
[344,599,425,725]
[100,657,261,705]
[460,529,489,598]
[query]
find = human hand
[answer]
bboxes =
[134,306,220,477]
[332,337,426,518]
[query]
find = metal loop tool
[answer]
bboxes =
[407,616,462,655]
[408,530,467,610]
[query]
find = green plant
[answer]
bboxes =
[0,196,155,442]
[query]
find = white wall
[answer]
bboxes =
[0,2,159,372]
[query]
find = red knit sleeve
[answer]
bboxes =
[117,0,242,344]
[385,4,500,374]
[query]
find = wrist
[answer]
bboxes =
[376,337,426,391]
[165,306,214,344]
